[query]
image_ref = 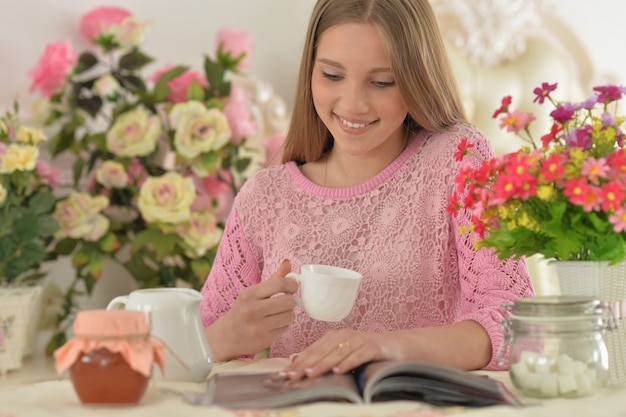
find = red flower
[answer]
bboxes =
[492,95,512,118]
[454,137,474,161]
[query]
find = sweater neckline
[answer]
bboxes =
[286,130,427,199]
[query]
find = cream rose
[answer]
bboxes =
[17,126,47,145]
[110,17,149,48]
[0,144,39,173]
[0,184,7,205]
[94,74,121,98]
[137,172,195,224]
[53,191,110,242]
[169,101,231,159]
[96,160,128,188]
[177,212,223,258]
[106,107,161,157]
[31,98,52,125]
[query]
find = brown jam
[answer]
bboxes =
[69,347,149,405]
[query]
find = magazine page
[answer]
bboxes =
[357,361,521,407]
[198,371,364,409]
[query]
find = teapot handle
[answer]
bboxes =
[106,295,128,310]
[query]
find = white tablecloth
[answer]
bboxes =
[1,358,626,417]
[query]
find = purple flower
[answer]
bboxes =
[565,126,593,150]
[601,112,616,128]
[550,102,578,124]
[579,95,598,109]
[593,84,626,104]
[533,82,558,104]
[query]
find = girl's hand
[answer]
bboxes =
[281,328,402,380]
[206,260,298,361]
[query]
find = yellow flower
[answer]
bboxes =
[177,212,223,258]
[137,172,195,224]
[53,191,110,242]
[169,101,231,159]
[17,126,47,145]
[0,144,39,173]
[536,184,555,201]
[106,107,161,157]
[96,160,128,188]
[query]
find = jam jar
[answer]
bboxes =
[498,295,616,399]
[54,309,165,405]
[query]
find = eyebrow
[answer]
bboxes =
[316,58,392,74]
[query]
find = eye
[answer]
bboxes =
[372,81,396,88]
[322,72,343,81]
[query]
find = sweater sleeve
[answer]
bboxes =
[200,206,262,327]
[451,129,535,371]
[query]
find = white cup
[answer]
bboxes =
[286,264,363,322]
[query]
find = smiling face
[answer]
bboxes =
[311,22,409,159]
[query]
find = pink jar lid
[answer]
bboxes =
[54,309,165,377]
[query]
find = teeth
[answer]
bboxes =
[341,118,366,129]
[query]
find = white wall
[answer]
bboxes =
[2,0,626,118]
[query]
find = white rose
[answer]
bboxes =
[169,101,231,159]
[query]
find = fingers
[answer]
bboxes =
[282,330,378,380]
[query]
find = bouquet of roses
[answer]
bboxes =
[448,82,626,264]
[28,6,272,350]
[0,103,62,285]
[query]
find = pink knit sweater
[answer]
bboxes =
[200,123,535,370]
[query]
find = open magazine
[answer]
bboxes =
[186,360,521,409]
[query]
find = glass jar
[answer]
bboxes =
[499,295,616,399]
[54,309,165,405]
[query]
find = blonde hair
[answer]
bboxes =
[282,0,467,164]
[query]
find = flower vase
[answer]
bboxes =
[0,285,42,374]
[552,260,626,385]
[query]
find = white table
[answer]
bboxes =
[1,356,626,417]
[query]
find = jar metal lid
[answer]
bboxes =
[505,295,603,318]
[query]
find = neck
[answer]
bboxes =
[323,133,410,188]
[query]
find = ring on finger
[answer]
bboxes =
[338,341,351,349]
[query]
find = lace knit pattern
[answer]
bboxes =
[201,123,535,370]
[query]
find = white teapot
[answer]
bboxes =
[106,288,212,382]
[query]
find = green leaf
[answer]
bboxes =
[21,239,47,264]
[77,96,103,118]
[46,331,67,356]
[29,191,56,215]
[118,49,154,71]
[235,157,252,173]
[55,238,78,256]
[186,79,205,102]
[152,65,188,103]
[75,52,99,74]
[37,215,60,238]
[14,211,38,241]
[132,228,163,252]
[116,74,147,94]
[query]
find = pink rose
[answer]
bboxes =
[216,27,254,71]
[150,65,208,103]
[223,85,256,145]
[265,132,286,166]
[36,160,63,189]
[79,6,132,43]
[28,39,77,98]
[191,170,235,222]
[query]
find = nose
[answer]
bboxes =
[338,81,369,115]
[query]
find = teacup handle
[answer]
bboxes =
[285,272,304,309]
[106,295,128,310]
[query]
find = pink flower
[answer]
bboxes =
[216,27,254,71]
[28,39,77,98]
[223,85,256,145]
[191,170,235,222]
[79,6,132,43]
[610,208,626,232]
[264,132,286,166]
[150,65,208,103]
[36,160,63,189]
[498,110,535,134]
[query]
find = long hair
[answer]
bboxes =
[281,0,467,164]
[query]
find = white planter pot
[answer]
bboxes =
[0,285,42,374]
[552,260,626,385]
